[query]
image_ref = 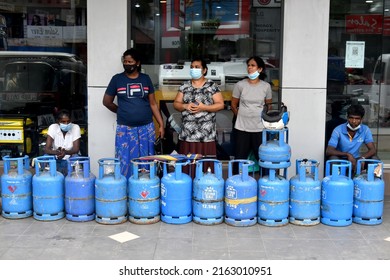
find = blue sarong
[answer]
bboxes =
[115,122,155,179]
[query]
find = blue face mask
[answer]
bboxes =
[248,71,260,80]
[60,123,72,132]
[190,68,202,80]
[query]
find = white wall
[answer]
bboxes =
[281,0,330,178]
[87,0,128,175]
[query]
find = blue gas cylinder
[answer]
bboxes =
[258,168,289,226]
[65,156,96,222]
[95,158,127,224]
[258,128,291,169]
[192,159,225,225]
[160,160,192,224]
[224,160,257,227]
[32,156,65,221]
[1,155,33,219]
[321,160,354,227]
[289,159,321,226]
[353,159,385,225]
[128,159,160,224]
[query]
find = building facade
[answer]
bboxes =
[2,0,389,178]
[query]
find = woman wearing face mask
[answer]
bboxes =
[103,48,164,179]
[44,109,81,175]
[173,57,224,177]
[326,104,378,173]
[230,56,272,173]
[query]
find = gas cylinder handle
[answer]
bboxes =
[3,155,30,175]
[269,168,276,181]
[214,160,222,179]
[195,159,222,179]
[356,159,383,181]
[195,160,203,179]
[173,160,190,180]
[34,155,57,177]
[228,159,254,180]
[163,161,168,177]
[68,156,90,178]
[2,155,11,175]
[114,160,121,180]
[98,158,121,180]
[131,159,140,180]
[356,158,381,175]
[327,160,351,179]
[131,159,156,180]
[326,159,351,178]
[279,127,288,145]
[296,159,319,181]
[228,159,240,177]
[23,155,30,173]
[82,158,90,178]
[149,161,156,179]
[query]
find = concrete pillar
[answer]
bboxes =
[87,0,129,175]
[280,0,330,178]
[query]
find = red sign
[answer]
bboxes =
[384,16,390,36]
[345,14,383,34]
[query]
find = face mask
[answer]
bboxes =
[60,123,72,132]
[123,64,137,74]
[248,71,260,80]
[190,68,202,80]
[347,123,361,131]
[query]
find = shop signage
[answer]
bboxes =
[162,36,181,49]
[27,26,62,39]
[345,14,383,34]
[26,25,86,40]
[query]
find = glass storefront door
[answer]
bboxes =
[130,0,282,159]
[328,0,390,161]
[0,0,87,159]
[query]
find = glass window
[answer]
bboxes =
[131,0,282,159]
[327,0,390,161]
[0,0,87,159]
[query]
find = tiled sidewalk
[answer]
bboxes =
[0,195,389,260]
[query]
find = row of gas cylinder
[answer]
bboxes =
[256,127,385,226]
[1,154,385,227]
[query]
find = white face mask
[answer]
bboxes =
[247,71,260,80]
[347,123,361,131]
[60,123,73,132]
[190,68,202,80]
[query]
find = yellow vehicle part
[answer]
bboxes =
[0,118,33,144]
[26,137,32,154]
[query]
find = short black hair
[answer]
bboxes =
[122,48,142,72]
[347,104,365,118]
[56,109,71,120]
[191,57,208,76]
